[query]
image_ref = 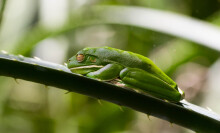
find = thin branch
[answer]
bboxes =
[0,53,220,133]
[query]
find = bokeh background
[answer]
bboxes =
[0,0,220,133]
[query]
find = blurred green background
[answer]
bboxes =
[0,0,220,133]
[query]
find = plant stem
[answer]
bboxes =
[0,53,220,133]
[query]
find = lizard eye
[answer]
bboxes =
[89,56,96,63]
[76,54,85,62]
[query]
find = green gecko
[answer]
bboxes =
[67,46,184,102]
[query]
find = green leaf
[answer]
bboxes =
[0,53,220,133]
[12,6,220,55]
[95,6,220,51]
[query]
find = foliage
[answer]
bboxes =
[0,0,220,133]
